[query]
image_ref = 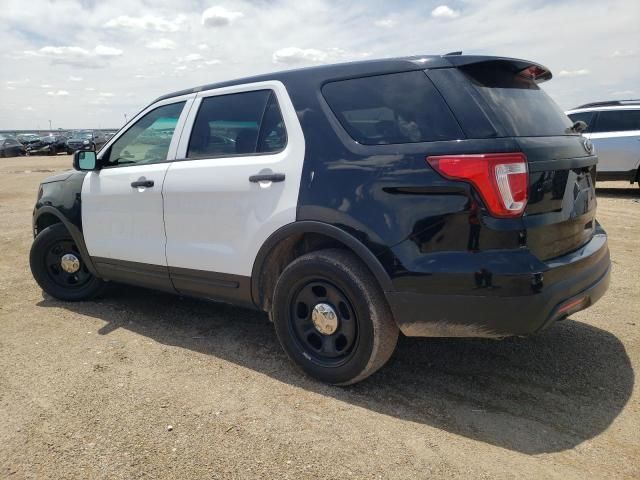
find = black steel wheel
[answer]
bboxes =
[288,279,358,367]
[43,238,92,289]
[30,223,105,301]
[272,249,398,385]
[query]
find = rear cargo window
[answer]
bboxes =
[322,71,463,145]
[459,62,573,137]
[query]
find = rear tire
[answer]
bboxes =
[30,224,105,301]
[272,248,398,385]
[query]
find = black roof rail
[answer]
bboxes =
[574,99,640,109]
[444,51,463,56]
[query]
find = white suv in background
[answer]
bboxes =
[566,100,640,188]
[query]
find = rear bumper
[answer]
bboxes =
[386,227,610,338]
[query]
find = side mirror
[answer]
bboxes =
[73,150,99,171]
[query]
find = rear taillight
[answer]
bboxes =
[426,153,529,218]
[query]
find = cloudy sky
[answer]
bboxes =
[1,0,638,130]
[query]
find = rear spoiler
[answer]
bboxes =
[441,55,553,83]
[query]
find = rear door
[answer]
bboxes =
[586,109,640,174]
[162,81,305,303]
[429,60,598,260]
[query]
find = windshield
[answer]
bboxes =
[460,62,573,137]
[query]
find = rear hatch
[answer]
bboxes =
[428,58,598,260]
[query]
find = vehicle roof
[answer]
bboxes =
[153,54,550,104]
[566,105,640,114]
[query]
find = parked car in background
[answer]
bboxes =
[26,135,68,156]
[17,133,42,148]
[566,100,640,188]
[66,130,107,153]
[29,54,610,385]
[0,136,26,157]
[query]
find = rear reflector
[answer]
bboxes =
[427,153,529,218]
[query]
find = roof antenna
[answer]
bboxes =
[444,51,463,56]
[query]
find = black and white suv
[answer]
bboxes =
[30,55,611,385]
[566,100,640,187]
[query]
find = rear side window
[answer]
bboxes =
[567,111,595,132]
[187,90,287,158]
[459,62,573,137]
[591,110,640,133]
[322,71,463,145]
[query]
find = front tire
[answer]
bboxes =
[30,224,105,301]
[272,249,398,385]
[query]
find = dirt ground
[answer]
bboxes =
[0,155,638,479]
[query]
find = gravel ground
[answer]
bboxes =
[1,155,638,479]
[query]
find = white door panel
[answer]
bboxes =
[586,131,640,172]
[82,165,170,264]
[163,81,305,277]
[82,94,195,265]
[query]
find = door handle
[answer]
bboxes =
[249,173,285,183]
[131,179,154,188]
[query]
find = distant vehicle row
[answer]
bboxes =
[0,130,116,157]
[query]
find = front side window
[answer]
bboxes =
[592,110,640,133]
[104,102,185,167]
[322,71,463,145]
[187,90,287,159]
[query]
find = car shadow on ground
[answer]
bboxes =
[37,285,634,455]
[595,186,639,198]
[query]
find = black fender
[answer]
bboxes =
[250,221,394,308]
[33,205,98,277]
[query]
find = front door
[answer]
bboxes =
[81,98,192,290]
[162,82,305,303]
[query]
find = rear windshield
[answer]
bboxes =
[322,71,463,145]
[459,62,573,137]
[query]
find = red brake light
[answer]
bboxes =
[517,65,551,82]
[426,153,529,218]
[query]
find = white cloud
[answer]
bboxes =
[23,106,34,112]
[557,69,590,77]
[94,45,123,57]
[146,39,177,50]
[6,79,30,85]
[374,18,397,28]
[204,59,221,65]
[202,6,244,27]
[85,87,96,92]
[611,49,636,58]
[197,43,210,50]
[47,90,69,96]
[105,15,185,33]
[273,47,370,65]
[69,76,83,81]
[431,5,460,19]
[99,92,115,97]
[40,84,52,88]
[24,45,122,60]
[610,89,635,96]
[134,74,147,79]
[179,53,204,62]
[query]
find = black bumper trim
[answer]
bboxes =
[386,237,611,338]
